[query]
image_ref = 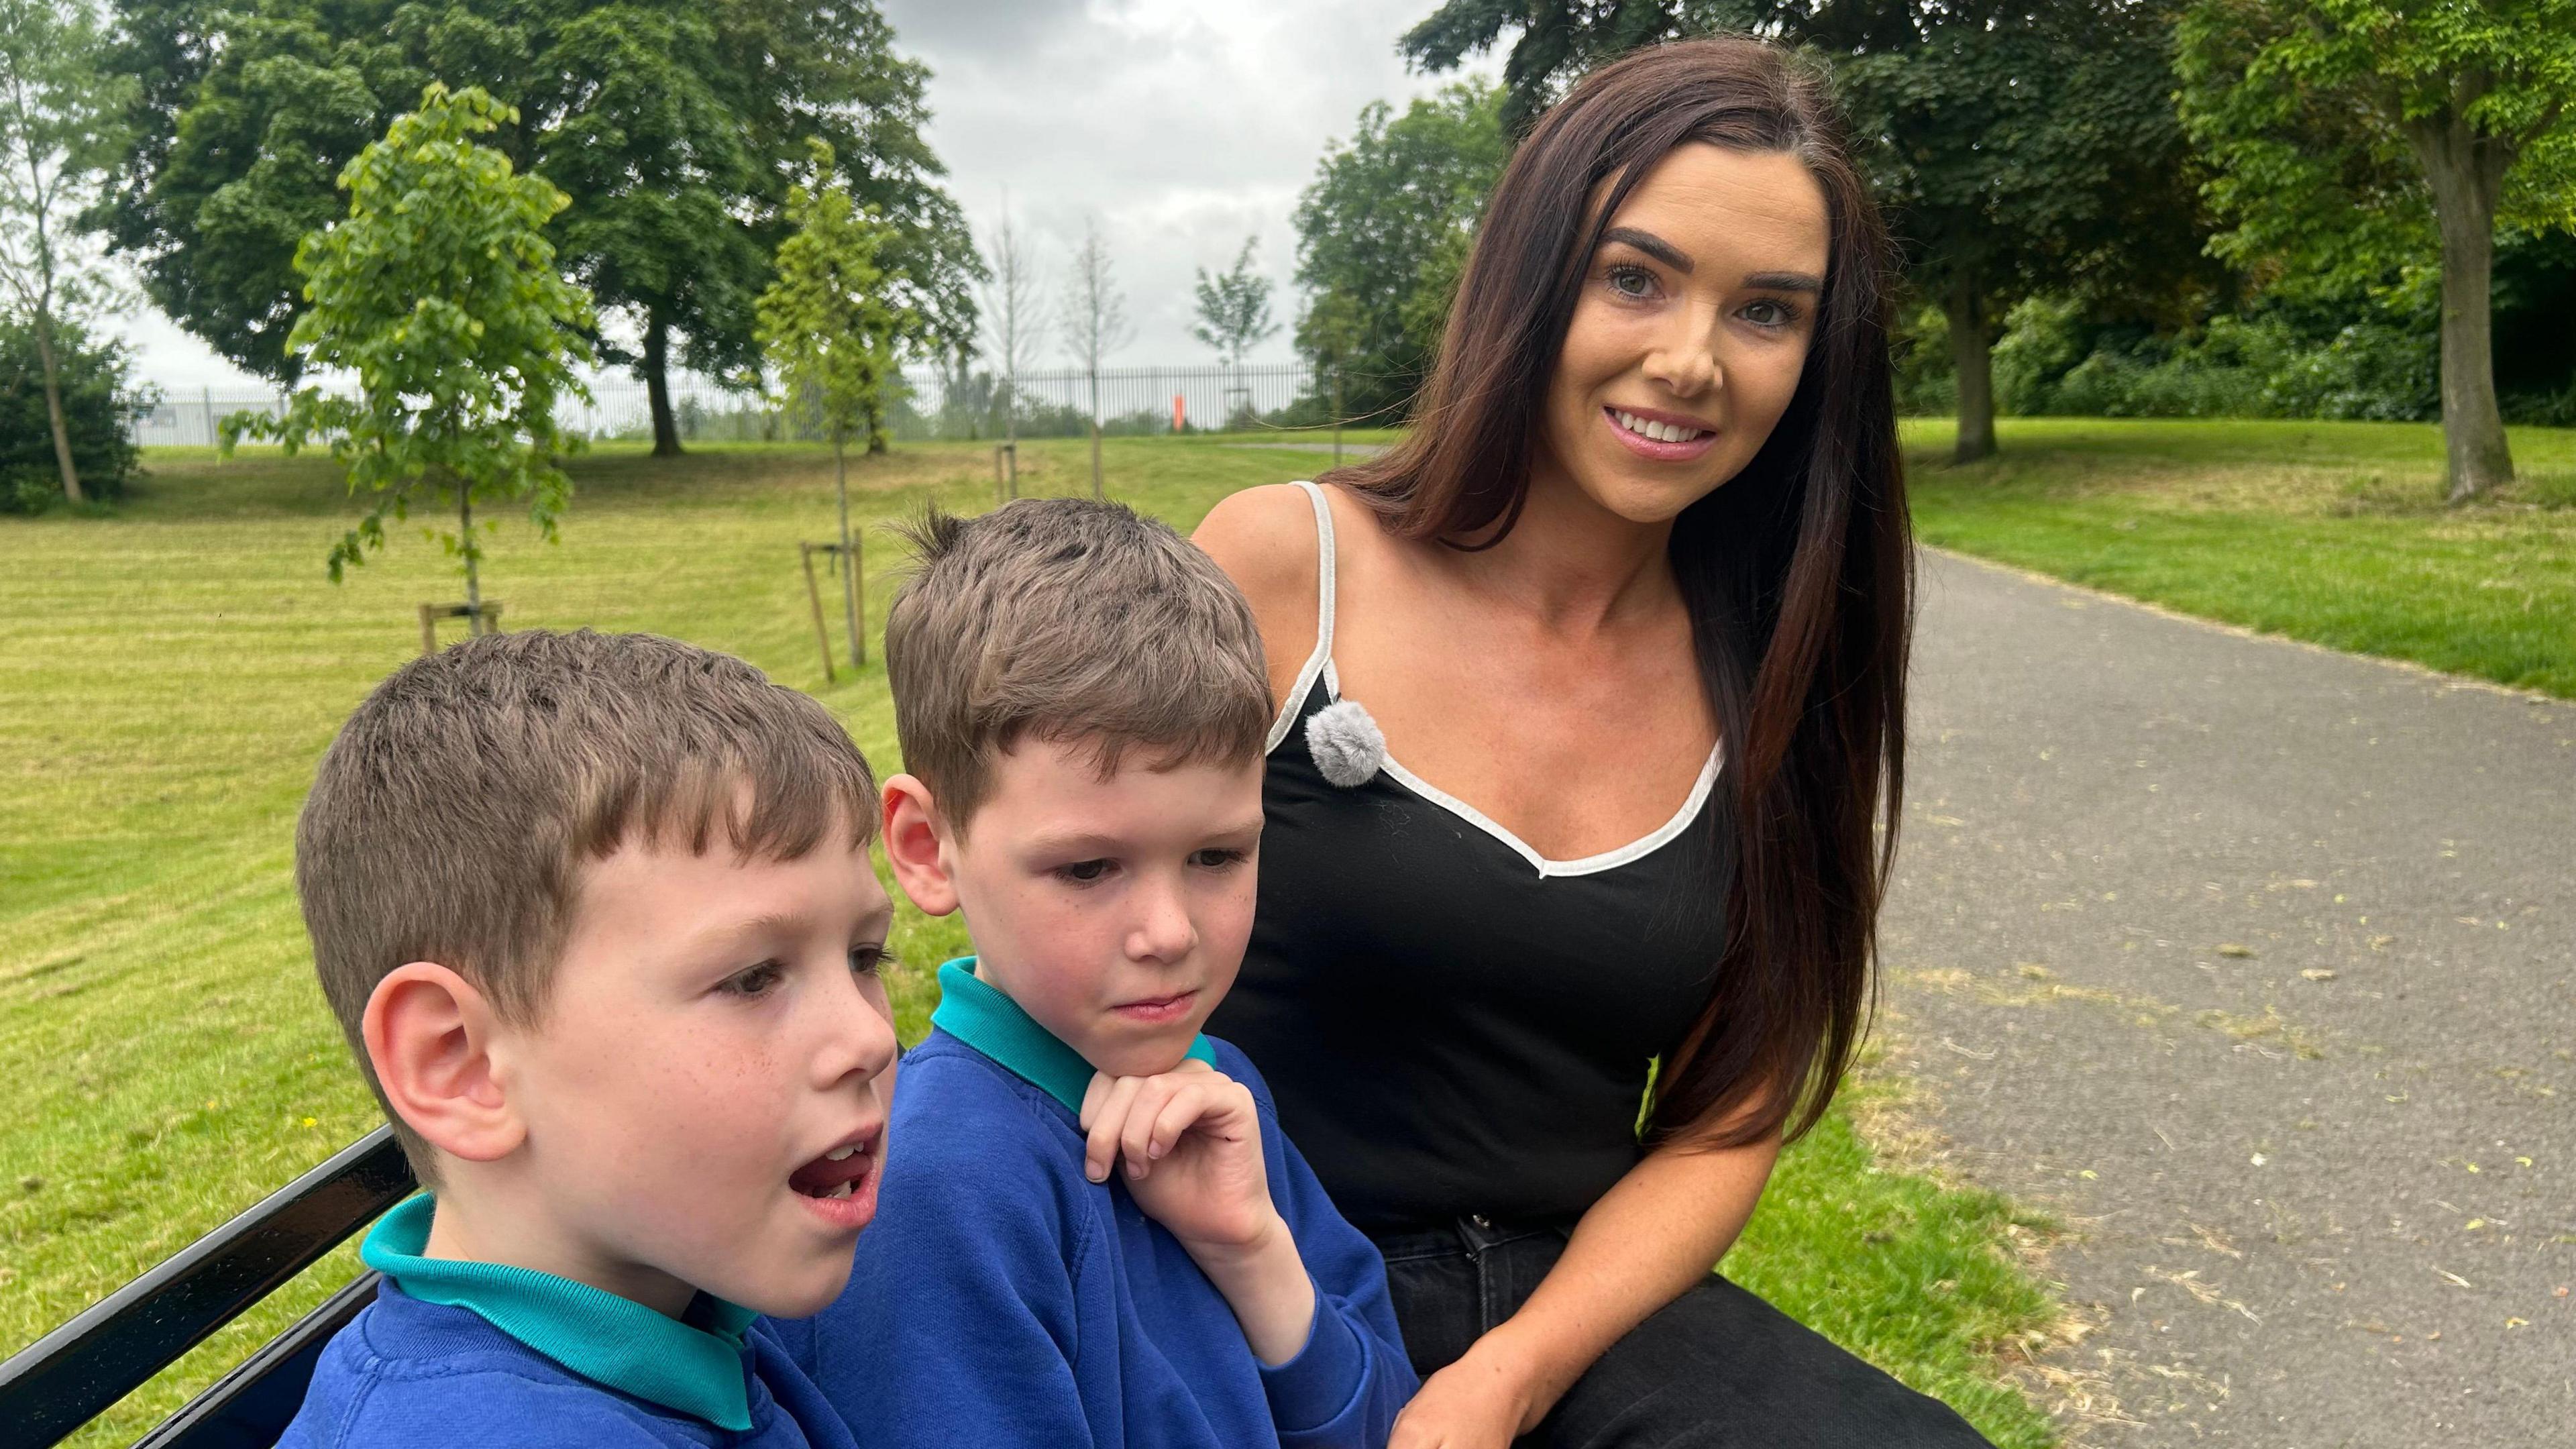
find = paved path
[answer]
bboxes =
[1884,550,2575,1447]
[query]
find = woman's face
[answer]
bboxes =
[1539,142,1830,525]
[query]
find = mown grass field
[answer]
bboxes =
[1902,417,2576,698]
[2,435,2059,1448]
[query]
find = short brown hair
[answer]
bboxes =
[298,629,877,1177]
[884,499,1269,828]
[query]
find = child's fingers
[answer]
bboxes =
[1078,1070,1113,1132]
[1144,1081,1220,1165]
[1119,1075,1193,1179]
[1083,1076,1145,1183]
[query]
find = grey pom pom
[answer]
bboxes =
[1305,699,1387,788]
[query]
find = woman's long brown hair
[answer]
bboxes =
[1325,36,1910,1150]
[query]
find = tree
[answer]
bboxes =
[1061,219,1133,498]
[1292,80,1509,425]
[1401,1,2210,463]
[222,85,595,629]
[979,203,1049,489]
[525,1,773,458]
[757,139,910,668]
[1192,235,1281,427]
[99,0,981,458]
[1841,6,2207,462]
[2176,0,2576,501]
[0,314,149,513]
[0,0,133,505]
[1302,288,1366,462]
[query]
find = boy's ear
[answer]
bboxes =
[880,773,960,916]
[362,963,525,1166]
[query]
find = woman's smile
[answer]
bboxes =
[1603,404,1721,461]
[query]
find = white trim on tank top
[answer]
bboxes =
[1265,479,1723,879]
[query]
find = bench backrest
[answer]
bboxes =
[0,1128,415,1448]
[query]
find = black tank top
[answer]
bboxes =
[1210,482,1736,1232]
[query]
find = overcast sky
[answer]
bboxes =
[115,0,1503,390]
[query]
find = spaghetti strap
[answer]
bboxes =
[1297,480,1338,657]
[1264,480,1339,753]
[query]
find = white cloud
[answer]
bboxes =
[890,0,1503,367]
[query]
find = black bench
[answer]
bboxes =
[0,1128,415,1448]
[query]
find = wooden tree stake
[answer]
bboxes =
[417,601,504,656]
[798,543,837,683]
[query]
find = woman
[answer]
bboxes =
[1196,36,1985,1448]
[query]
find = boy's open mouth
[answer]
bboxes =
[790,1127,880,1201]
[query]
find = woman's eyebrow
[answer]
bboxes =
[1601,228,1825,294]
[1601,225,1693,272]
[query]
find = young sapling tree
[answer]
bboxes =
[756,139,912,668]
[221,85,594,633]
[1063,219,1134,496]
[1303,290,1364,465]
[979,203,1049,498]
[1191,236,1279,430]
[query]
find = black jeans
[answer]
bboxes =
[1372,1218,1996,1448]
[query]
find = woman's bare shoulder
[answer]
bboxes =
[1193,482,1320,612]
[1193,482,1324,701]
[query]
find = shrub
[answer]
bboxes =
[0,317,154,514]
[1970,295,2439,423]
[2257,317,2439,422]
[1892,302,1957,417]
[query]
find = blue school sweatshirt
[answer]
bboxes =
[280,1195,855,1448]
[773,959,1417,1449]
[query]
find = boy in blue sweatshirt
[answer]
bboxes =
[775,501,1415,1448]
[276,631,901,1448]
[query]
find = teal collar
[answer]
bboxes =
[361,1195,759,1431]
[930,957,1215,1114]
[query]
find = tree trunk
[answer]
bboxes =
[460,487,483,633]
[1088,368,1104,498]
[1002,373,1019,500]
[1944,272,1996,464]
[1332,368,1344,468]
[31,311,85,504]
[835,434,861,667]
[2407,115,2516,503]
[643,313,683,458]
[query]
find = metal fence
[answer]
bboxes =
[128,362,1325,449]
[127,388,299,449]
[896,363,1318,440]
[125,381,800,449]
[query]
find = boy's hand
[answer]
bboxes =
[1079,1060,1316,1363]
[1079,1059,1275,1252]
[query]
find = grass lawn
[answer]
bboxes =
[1902,417,2576,698]
[1,435,2058,1448]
